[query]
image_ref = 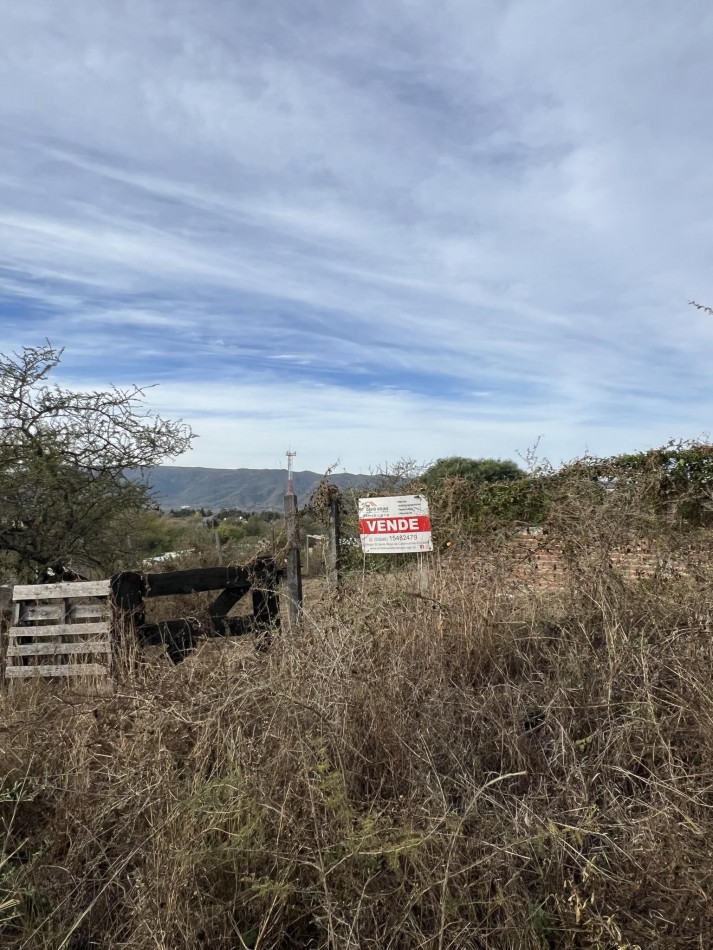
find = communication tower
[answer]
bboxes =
[286,449,296,495]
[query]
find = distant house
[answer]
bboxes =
[142,549,195,567]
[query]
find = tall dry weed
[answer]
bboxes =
[2,502,713,947]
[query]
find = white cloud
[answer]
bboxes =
[0,0,712,468]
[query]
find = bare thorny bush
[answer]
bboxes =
[3,478,713,948]
[0,343,194,582]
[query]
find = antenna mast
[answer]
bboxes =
[286,449,296,495]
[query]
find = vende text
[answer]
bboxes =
[359,516,431,535]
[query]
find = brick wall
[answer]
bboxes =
[507,535,696,590]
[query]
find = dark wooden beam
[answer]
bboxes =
[253,585,279,627]
[137,619,196,662]
[111,572,147,630]
[206,615,256,638]
[208,585,251,625]
[112,558,281,662]
[145,566,252,597]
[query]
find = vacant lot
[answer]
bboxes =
[2,534,713,949]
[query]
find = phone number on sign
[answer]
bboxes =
[374,533,419,542]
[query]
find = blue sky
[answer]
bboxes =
[2,0,713,472]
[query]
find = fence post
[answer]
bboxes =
[0,586,11,688]
[417,552,430,596]
[253,558,280,651]
[284,491,303,627]
[326,491,342,587]
[110,572,146,674]
[111,572,146,629]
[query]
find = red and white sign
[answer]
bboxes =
[358,495,433,553]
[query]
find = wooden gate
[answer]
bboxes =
[112,557,281,662]
[1,557,282,683]
[4,580,112,681]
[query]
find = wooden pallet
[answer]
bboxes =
[4,580,112,682]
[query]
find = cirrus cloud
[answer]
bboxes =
[0,0,712,471]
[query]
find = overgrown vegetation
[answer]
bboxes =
[414,440,713,541]
[132,508,287,568]
[0,343,193,581]
[3,450,713,948]
[423,455,525,488]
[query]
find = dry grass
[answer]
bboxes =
[2,529,713,948]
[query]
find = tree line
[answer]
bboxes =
[2,343,713,580]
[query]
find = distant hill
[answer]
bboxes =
[141,467,372,512]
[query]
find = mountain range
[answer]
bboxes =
[142,467,371,512]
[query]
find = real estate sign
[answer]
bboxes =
[358,495,433,554]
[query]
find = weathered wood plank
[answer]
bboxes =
[22,605,64,622]
[70,604,109,620]
[6,663,108,678]
[9,622,110,640]
[13,580,111,601]
[7,641,111,657]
